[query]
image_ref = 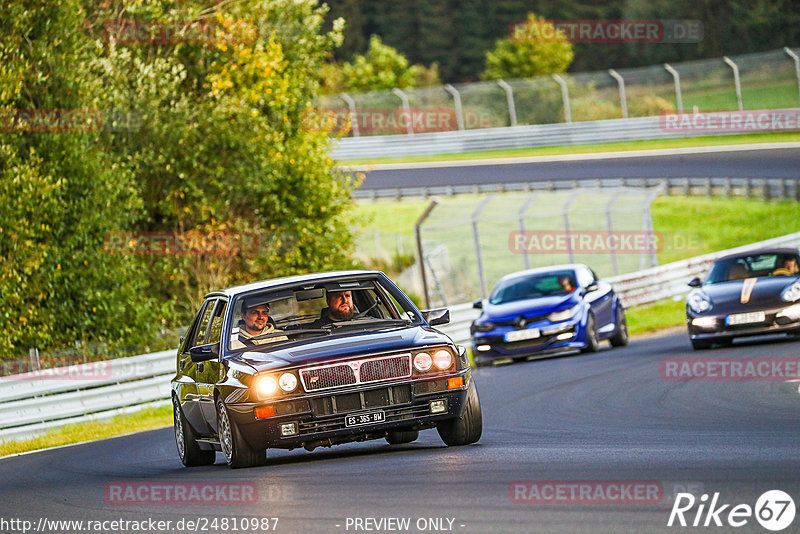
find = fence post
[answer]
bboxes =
[472,197,493,300]
[552,74,572,123]
[722,56,744,111]
[605,194,620,276]
[518,194,537,270]
[414,200,438,309]
[608,69,628,119]
[785,48,800,107]
[340,93,359,137]
[663,63,684,113]
[562,191,580,264]
[444,84,465,131]
[497,80,518,127]
[29,348,40,372]
[392,88,414,135]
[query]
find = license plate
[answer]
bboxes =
[725,311,766,325]
[345,411,385,427]
[504,328,541,343]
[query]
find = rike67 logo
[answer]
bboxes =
[668,490,796,531]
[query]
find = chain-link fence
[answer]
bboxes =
[316,48,800,136]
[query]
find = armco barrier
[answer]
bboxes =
[3,229,800,442]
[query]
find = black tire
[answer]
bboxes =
[609,309,629,347]
[690,338,712,350]
[581,314,599,353]
[386,429,420,445]
[216,397,266,468]
[173,397,216,467]
[437,381,482,446]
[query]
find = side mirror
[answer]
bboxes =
[421,308,450,326]
[472,300,483,310]
[586,283,599,293]
[190,342,219,362]
[688,277,702,288]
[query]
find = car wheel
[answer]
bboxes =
[173,397,216,467]
[609,309,629,347]
[581,314,599,353]
[216,397,266,468]
[386,429,419,445]
[690,338,712,350]
[437,381,482,446]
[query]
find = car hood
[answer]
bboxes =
[228,325,452,372]
[698,276,798,312]
[481,293,580,321]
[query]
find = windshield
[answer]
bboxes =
[489,270,577,305]
[705,253,800,284]
[227,278,417,351]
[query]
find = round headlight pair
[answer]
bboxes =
[413,349,453,372]
[255,372,297,398]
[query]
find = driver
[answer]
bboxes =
[558,275,576,293]
[773,257,799,276]
[310,290,355,328]
[231,298,287,349]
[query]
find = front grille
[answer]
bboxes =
[300,353,411,392]
[310,385,412,416]
[298,404,431,435]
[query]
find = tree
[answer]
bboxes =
[482,13,574,80]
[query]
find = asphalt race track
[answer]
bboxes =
[3,331,800,533]
[355,146,800,190]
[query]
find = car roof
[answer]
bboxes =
[714,247,799,263]
[204,270,381,299]
[497,264,584,283]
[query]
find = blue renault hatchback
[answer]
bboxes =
[470,264,628,365]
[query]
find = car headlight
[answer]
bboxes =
[781,279,800,302]
[687,292,713,313]
[413,352,433,372]
[472,321,495,332]
[254,375,278,398]
[548,303,581,323]
[433,349,453,370]
[278,372,298,392]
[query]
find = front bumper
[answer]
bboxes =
[471,318,583,361]
[687,305,800,341]
[226,370,471,450]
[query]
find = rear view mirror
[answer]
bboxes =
[295,288,324,301]
[473,300,483,309]
[190,342,219,362]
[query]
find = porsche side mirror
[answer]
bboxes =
[688,277,702,288]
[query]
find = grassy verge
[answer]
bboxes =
[626,298,687,337]
[338,132,800,165]
[0,404,172,457]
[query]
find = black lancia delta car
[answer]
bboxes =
[172,270,481,468]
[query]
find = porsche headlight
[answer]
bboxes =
[548,304,581,323]
[781,279,800,302]
[254,375,278,398]
[687,292,713,313]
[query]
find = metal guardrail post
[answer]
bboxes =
[392,88,414,135]
[605,194,620,276]
[415,200,438,309]
[551,74,572,123]
[722,56,744,111]
[785,47,800,107]
[340,93,359,137]
[518,194,537,270]
[471,197,493,300]
[608,69,628,119]
[663,63,683,114]
[562,191,579,263]
[497,80,518,127]
[444,84,465,131]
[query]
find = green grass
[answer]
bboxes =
[684,81,799,114]
[338,132,800,165]
[626,298,687,336]
[0,404,172,457]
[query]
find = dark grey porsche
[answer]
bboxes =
[686,248,800,349]
[171,270,481,468]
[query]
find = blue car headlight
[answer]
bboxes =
[781,279,800,302]
[687,292,713,313]
[547,303,581,323]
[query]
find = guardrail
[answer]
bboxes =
[353,177,800,201]
[4,229,800,442]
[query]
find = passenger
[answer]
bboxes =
[231,298,287,349]
[310,290,355,328]
[773,257,799,276]
[558,275,576,293]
